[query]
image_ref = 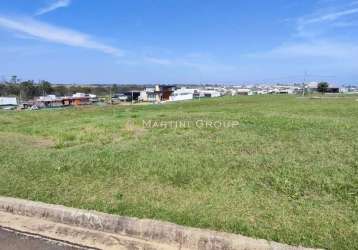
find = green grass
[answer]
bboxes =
[0,95,357,249]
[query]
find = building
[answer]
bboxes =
[0,97,17,109]
[306,82,340,94]
[36,95,63,108]
[158,85,176,101]
[35,95,91,108]
[170,88,196,102]
[236,88,253,96]
[73,93,98,102]
[198,90,221,98]
[112,91,141,103]
[140,88,160,103]
[140,85,176,103]
[112,93,128,102]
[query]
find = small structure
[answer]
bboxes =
[0,97,17,109]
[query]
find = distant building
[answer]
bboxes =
[112,91,141,103]
[35,95,91,108]
[306,82,340,94]
[170,88,196,102]
[236,88,253,96]
[0,97,17,109]
[112,93,128,102]
[197,90,221,98]
[158,85,176,101]
[140,88,160,103]
[141,85,177,103]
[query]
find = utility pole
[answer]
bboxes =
[131,90,134,105]
[12,75,22,102]
[41,80,45,97]
[302,71,307,97]
[109,85,112,105]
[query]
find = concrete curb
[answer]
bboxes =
[0,197,320,250]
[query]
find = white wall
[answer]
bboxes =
[170,93,193,102]
[0,97,17,106]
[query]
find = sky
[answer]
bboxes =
[0,0,358,84]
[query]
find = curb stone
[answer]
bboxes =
[0,197,322,250]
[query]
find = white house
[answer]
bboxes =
[141,88,160,103]
[199,90,221,98]
[170,88,196,102]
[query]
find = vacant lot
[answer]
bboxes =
[0,96,357,249]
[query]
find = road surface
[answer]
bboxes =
[0,226,96,250]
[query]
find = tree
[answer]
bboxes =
[20,80,36,100]
[111,84,119,94]
[317,82,329,94]
[53,85,68,96]
[40,81,53,96]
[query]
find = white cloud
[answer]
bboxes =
[296,5,358,37]
[248,40,358,62]
[301,8,358,25]
[245,2,358,77]
[0,16,123,56]
[299,8,358,26]
[36,0,71,16]
[142,56,236,72]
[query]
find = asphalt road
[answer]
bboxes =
[0,227,95,250]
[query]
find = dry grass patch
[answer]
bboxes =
[0,132,55,149]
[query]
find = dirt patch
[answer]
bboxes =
[122,120,146,138]
[0,132,55,149]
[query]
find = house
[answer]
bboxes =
[141,85,176,103]
[158,85,176,101]
[112,91,141,103]
[170,88,196,102]
[198,90,221,98]
[36,96,64,108]
[67,96,91,106]
[256,90,268,95]
[112,93,128,102]
[36,95,91,108]
[236,88,253,96]
[306,82,319,93]
[140,88,160,103]
[306,82,340,94]
[0,97,17,109]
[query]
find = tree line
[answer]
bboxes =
[0,80,147,100]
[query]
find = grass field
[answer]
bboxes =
[0,95,357,249]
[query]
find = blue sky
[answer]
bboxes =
[0,0,358,84]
